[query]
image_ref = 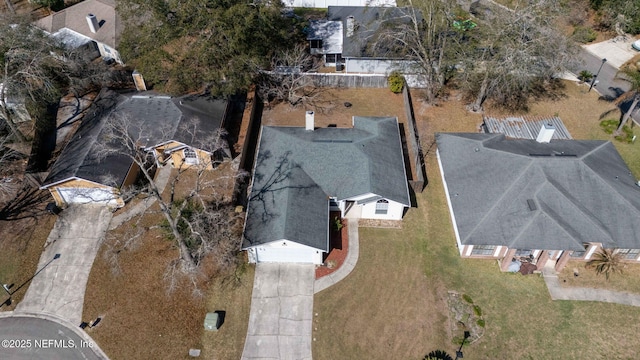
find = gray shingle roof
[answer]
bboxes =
[327,6,418,58]
[43,90,229,188]
[243,117,410,250]
[436,133,640,251]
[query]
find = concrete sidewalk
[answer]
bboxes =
[314,218,359,294]
[242,263,314,360]
[15,205,113,326]
[542,265,640,306]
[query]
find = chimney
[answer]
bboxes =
[536,123,555,143]
[305,111,314,131]
[346,16,355,37]
[132,70,147,91]
[86,14,99,33]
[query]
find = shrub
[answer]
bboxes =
[473,305,482,317]
[600,119,635,143]
[388,71,405,94]
[572,26,597,43]
[477,319,486,328]
[578,70,593,82]
[462,294,473,304]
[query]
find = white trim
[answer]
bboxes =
[437,148,463,255]
[40,176,118,190]
[585,244,597,260]
[494,246,502,257]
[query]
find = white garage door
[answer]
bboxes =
[57,187,120,207]
[256,246,317,263]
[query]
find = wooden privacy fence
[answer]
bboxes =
[402,86,425,193]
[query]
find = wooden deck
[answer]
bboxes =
[482,115,572,140]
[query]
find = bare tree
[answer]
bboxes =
[0,14,69,143]
[363,0,459,104]
[459,0,577,111]
[258,44,324,107]
[96,113,246,292]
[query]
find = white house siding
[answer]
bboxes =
[344,58,417,75]
[247,240,324,264]
[340,193,407,220]
[359,199,405,220]
[437,149,464,254]
[57,187,121,207]
[284,0,396,7]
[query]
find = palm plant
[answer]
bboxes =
[586,248,623,280]
[614,67,640,134]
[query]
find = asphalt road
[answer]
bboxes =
[0,316,102,360]
[573,48,630,100]
[573,48,640,122]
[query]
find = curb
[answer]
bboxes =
[0,311,110,359]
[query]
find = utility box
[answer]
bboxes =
[204,312,220,331]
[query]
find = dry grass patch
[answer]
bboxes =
[313,205,453,359]
[0,215,56,310]
[201,265,254,359]
[262,87,408,128]
[559,260,640,293]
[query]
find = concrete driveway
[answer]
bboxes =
[16,205,113,326]
[242,263,314,360]
[584,36,639,69]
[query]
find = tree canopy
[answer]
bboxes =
[118,0,303,95]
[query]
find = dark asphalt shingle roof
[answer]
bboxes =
[327,6,417,58]
[43,90,229,188]
[436,133,640,251]
[243,117,410,250]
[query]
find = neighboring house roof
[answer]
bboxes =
[436,133,640,252]
[35,0,121,49]
[307,20,343,54]
[42,90,229,188]
[483,115,573,140]
[327,6,418,58]
[243,116,410,250]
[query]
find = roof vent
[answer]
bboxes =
[305,110,314,131]
[86,14,99,34]
[536,123,555,143]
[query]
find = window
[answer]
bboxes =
[375,199,389,215]
[471,245,496,256]
[569,244,589,258]
[183,148,198,165]
[310,39,323,49]
[325,53,343,64]
[617,248,640,260]
[515,249,532,257]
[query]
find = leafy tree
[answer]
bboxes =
[586,248,623,280]
[118,0,301,95]
[614,67,640,134]
[0,14,69,142]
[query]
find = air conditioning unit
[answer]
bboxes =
[335,62,344,72]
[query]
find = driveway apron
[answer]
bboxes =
[16,205,113,326]
[242,263,314,360]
